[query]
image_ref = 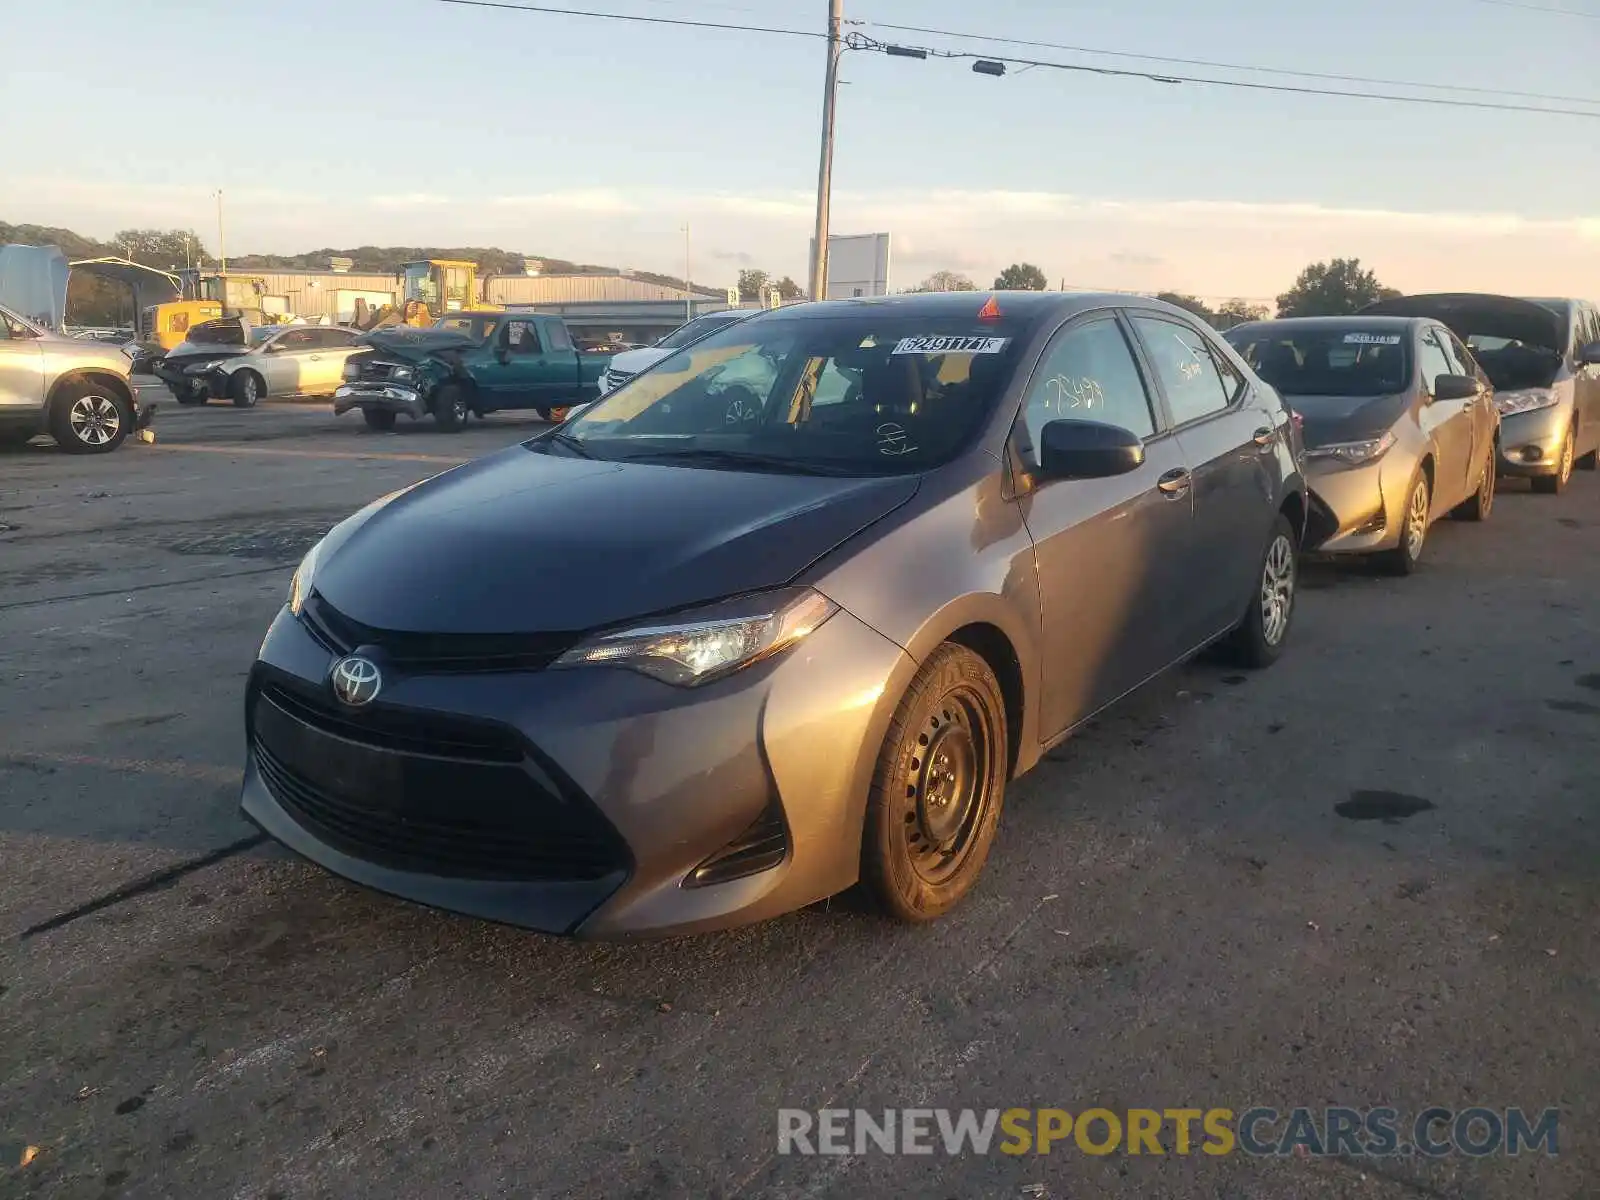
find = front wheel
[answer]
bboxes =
[230,371,263,408]
[50,383,132,455]
[1225,513,1298,668]
[1451,446,1496,522]
[860,643,1008,923]
[362,408,397,432]
[1378,470,1431,576]
[1531,425,1575,494]
[432,384,468,432]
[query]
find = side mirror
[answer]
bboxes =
[1579,341,1600,367]
[1037,419,1146,479]
[1432,373,1479,402]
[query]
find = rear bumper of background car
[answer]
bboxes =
[239,600,915,939]
[1496,403,1572,477]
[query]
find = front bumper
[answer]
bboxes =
[239,601,913,938]
[333,384,427,420]
[1496,403,1571,477]
[1299,450,1410,554]
[152,360,215,400]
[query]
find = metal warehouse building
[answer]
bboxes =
[490,273,738,345]
[246,269,401,321]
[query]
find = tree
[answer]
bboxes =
[112,228,209,269]
[1276,258,1398,318]
[737,269,770,301]
[993,262,1047,291]
[1156,292,1216,324]
[1215,299,1268,324]
[912,270,978,293]
[774,276,803,301]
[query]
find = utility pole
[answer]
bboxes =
[808,0,843,303]
[683,222,692,324]
[215,190,227,276]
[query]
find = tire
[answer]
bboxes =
[1531,425,1575,494]
[49,381,132,455]
[175,383,206,406]
[1577,445,1598,471]
[362,408,397,432]
[537,405,571,424]
[1378,470,1431,576]
[860,643,1008,923]
[1450,446,1496,522]
[1224,513,1298,669]
[230,370,263,408]
[432,384,468,432]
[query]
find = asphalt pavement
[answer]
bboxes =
[1,389,1596,1199]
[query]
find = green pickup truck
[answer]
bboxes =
[333,312,612,432]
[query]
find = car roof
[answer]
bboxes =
[749,290,1203,330]
[1226,315,1424,334]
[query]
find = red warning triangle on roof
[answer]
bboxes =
[977,295,1002,321]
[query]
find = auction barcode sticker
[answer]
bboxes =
[1344,333,1403,345]
[892,336,1009,355]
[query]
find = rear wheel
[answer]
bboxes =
[860,643,1008,923]
[1532,425,1576,494]
[49,382,131,455]
[433,384,468,432]
[362,408,397,432]
[1378,470,1431,575]
[230,370,263,408]
[1225,513,1298,668]
[1451,446,1496,522]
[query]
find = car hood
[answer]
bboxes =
[1361,293,1565,354]
[1283,392,1408,447]
[607,347,672,375]
[356,327,478,362]
[313,444,921,634]
[162,342,250,365]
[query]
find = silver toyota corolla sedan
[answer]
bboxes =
[1226,315,1500,574]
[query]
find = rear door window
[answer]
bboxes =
[1130,315,1234,426]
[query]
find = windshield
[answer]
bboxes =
[432,315,498,342]
[187,320,246,347]
[1227,326,1410,397]
[656,312,743,351]
[557,314,1029,475]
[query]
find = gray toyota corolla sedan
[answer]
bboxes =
[1225,316,1499,574]
[241,292,1307,938]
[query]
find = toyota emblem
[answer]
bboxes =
[330,655,382,707]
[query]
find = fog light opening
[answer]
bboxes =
[685,799,789,888]
[1522,446,1543,463]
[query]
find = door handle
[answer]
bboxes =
[1156,468,1192,498]
[1252,426,1276,448]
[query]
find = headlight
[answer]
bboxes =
[553,587,838,687]
[392,366,415,382]
[342,361,360,381]
[286,487,415,615]
[1305,430,1397,465]
[1495,388,1559,416]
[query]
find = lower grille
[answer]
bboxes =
[251,683,629,883]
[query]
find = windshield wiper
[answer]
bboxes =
[623,448,862,476]
[544,430,596,459]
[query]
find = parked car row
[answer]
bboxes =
[237,286,1600,940]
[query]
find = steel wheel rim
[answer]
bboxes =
[243,375,258,402]
[70,395,120,445]
[1260,533,1295,646]
[1405,480,1429,559]
[900,687,995,887]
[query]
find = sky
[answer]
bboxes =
[5,0,1600,302]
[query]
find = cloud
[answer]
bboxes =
[1109,250,1165,268]
[710,248,756,264]
[490,189,640,214]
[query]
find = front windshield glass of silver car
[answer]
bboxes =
[558,314,1028,474]
[1228,326,1410,397]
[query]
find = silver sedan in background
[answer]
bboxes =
[1362,293,1600,495]
[1226,315,1500,574]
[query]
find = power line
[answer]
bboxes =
[427,0,1600,118]
[860,20,1600,108]
[1467,0,1600,16]
[430,0,822,40]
